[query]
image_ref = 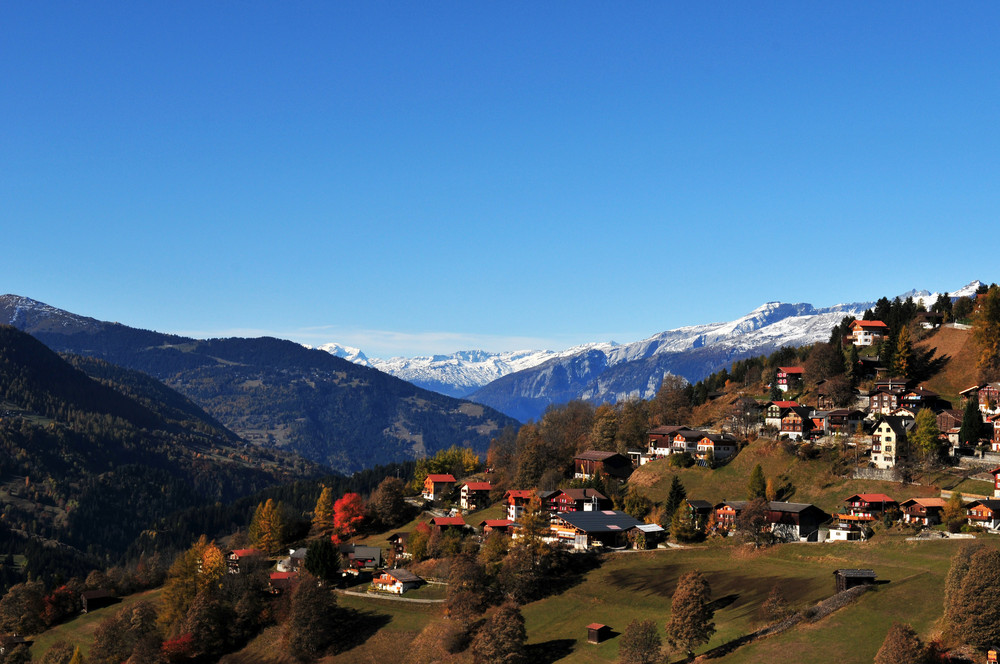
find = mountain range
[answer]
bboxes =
[320,281,983,421]
[0,296,518,473]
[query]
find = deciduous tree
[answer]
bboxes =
[665,570,715,659]
[368,476,408,529]
[311,487,335,533]
[735,497,773,548]
[331,493,365,545]
[973,285,1000,382]
[618,618,662,664]
[945,547,1000,648]
[283,572,340,661]
[874,622,927,664]
[910,408,941,468]
[470,603,527,664]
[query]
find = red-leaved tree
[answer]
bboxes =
[331,493,365,544]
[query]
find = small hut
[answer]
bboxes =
[81,589,116,613]
[587,623,612,644]
[833,568,876,592]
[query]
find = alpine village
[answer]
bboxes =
[5,285,1000,664]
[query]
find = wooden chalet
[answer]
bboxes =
[387,532,410,559]
[937,409,964,433]
[671,429,704,455]
[849,319,888,346]
[479,519,513,535]
[372,568,423,595]
[899,498,947,526]
[776,366,804,393]
[226,548,262,574]
[550,510,643,550]
[967,499,1000,530]
[276,547,307,573]
[839,494,898,525]
[268,571,298,594]
[429,515,468,533]
[504,489,535,521]
[696,433,738,461]
[765,400,799,430]
[574,451,632,480]
[458,481,492,510]
[780,407,815,441]
[422,474,457,501]
[991,415,1000,452]
[340,544,383,570]
[686,500,714,529]
[543,488,611,513]
[711,501,829,541]
[901,386,948,412]
[961,382,1000,414]
[648,425,690,457]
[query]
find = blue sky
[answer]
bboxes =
[2,4,997,357]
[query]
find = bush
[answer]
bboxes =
[668,452,694,469]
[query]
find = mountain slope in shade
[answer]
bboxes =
[0,296,519,473]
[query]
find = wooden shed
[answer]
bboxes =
[833,568,876,592]
[587,623,612,644]
[81,589,116,613]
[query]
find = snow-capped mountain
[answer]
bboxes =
[317,280,984,421]
[319,345,618,398]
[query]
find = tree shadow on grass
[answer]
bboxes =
[525,638,576,664]
[707,593,740,612]
[332,607,392,654]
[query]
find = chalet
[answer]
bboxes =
[371,568,423,595]
[268,571,298,594]
[479,519,513,535]
[991,466,1000,499]
[989,645,1000,664]
[672,430,705,455]
[276,547,307,573]
[422,474,456,501]
[696,433,738,461]
[550,510,643,550]
[458,481,492,510]
[711,501,829,541]
[574,451,632,480]
[505,489,535,521]
[340,544,383,570]
[937,409,964,433]
[849,319,889,346]
[648,425,690,457]
[966,499,1000,530]
[914,311,944,329]
[960,383,1000,415]
[901,387,947,412]
[833,569,876,592]
[765,401,799,430]
[871,416,913,470]
[686,500,714,529]
[80,589,116,613]
[776,366,804,393]
[430,515,468,533]
[812,409,864,435]
[780,407,815,441]
[226,548,262,574]
[991,415,1000,452]
[839,494,898,525]
[548,488,612,513]
[869,386,905,415]
[899,498,947,526]
[387,532,409,559]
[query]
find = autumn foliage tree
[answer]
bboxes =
[470,603,527,664]
[331,492,365,544]
[973,285,1000,382]
[874,622,927,664]
[311,486,335,534]
[248,498,287,555]
[283,572,341,661]
[617,619,662,664]
[945,546,1000,649]
[665,570,716,660]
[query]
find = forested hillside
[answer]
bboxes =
[0,295,519,473]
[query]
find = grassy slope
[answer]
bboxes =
[29,588,162,660]
[629,438,942,515]
[918,325,977,406]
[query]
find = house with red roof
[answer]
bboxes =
[900,498,947,526]
[839,494,897,525]
[647,425,690,457]
[849,319,889,346]
[765,401,799,429]
[226,548,262,574]
[479,519,513,535]
[776,366,804,393]
[430,515,468,533]
[422,474,456,501]
[458,481,492,510]
[504,489,535,521]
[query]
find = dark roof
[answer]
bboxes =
[81,589,114,600]
[555,510,643,533]
[387,532,408,543]
[876,415,914,437]
[386,569,422,583]
[675,430,704,441]
[767,501,822,514]
[559,488,608,501]
[648,425,689,435]
[834,568,876,578]
[967,499,1000,511]
[686,500,714,510]
[575,450,628,462]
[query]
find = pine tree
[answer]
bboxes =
[663,476,687,521]
[311,487,335,533]
[960,396,983,445]
[665,570,715,659]
[304,538,342,584]
[892,326,913,378]
[747,464,766,501]
[874,622,926,664]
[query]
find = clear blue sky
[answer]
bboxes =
[2,4,997,357]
